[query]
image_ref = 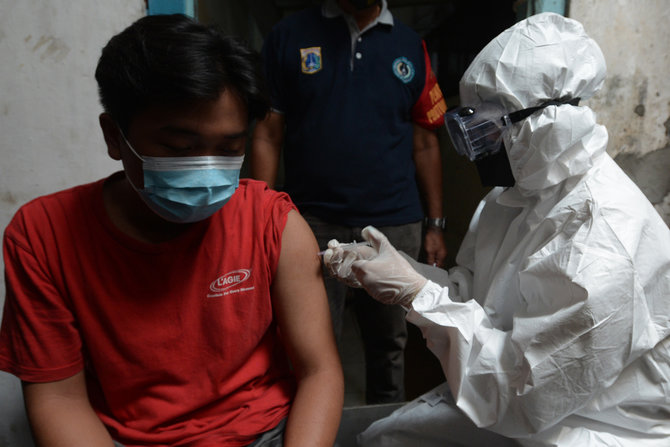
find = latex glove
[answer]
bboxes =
[322,240,376,288]
[350,226,428,307]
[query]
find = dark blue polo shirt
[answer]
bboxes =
[262,5,428,226]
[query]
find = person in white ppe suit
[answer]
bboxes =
[324,12,670,447]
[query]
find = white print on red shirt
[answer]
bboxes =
[207,269,255,298]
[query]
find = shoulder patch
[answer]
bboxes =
[392,57,415,83]
[300,47,322,74]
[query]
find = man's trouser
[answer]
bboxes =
[304,213,422,404]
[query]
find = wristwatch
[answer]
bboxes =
[424,217,446,231]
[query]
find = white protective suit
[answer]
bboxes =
[359,13,670,447]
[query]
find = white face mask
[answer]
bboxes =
[121,132,244,223]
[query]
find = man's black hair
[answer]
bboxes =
[95,14,269,131]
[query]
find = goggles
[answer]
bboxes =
[445,98,580,161]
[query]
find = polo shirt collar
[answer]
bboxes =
[322,0,394,30]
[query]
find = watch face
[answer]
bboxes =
[425,218,446,229]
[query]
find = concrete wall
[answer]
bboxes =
[0,1,144,445]
[569,0,670,224]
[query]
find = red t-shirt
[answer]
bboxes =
[0,174,296,446]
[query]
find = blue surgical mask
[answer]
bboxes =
[120,133,244,223]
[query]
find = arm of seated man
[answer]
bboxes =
[271,210,344,447]
[23,370,115,447]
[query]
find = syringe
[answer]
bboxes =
[317,241,372,256]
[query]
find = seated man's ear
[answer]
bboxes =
[99,113,122,161]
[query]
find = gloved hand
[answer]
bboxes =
[328,226,428,307]
[323,240,376,288]
[352,226,428,306]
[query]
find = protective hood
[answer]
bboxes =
[460,13,609,195]
[378,13,670,447]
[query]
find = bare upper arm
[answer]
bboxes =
[23,370,89,406]
[250,111,286,187]
[412,123,440,154]
[253,110,285,144]
[271,210,340,376]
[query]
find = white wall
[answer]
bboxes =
[0,1,144,445]
[569,0,670,224]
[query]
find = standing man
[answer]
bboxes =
[251,0,447,403]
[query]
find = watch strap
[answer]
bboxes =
[424,217,446,230]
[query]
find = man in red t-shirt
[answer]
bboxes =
[0,14,343,447]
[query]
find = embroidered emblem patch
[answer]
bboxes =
[392,57,414,83]
[300,47,322,74]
